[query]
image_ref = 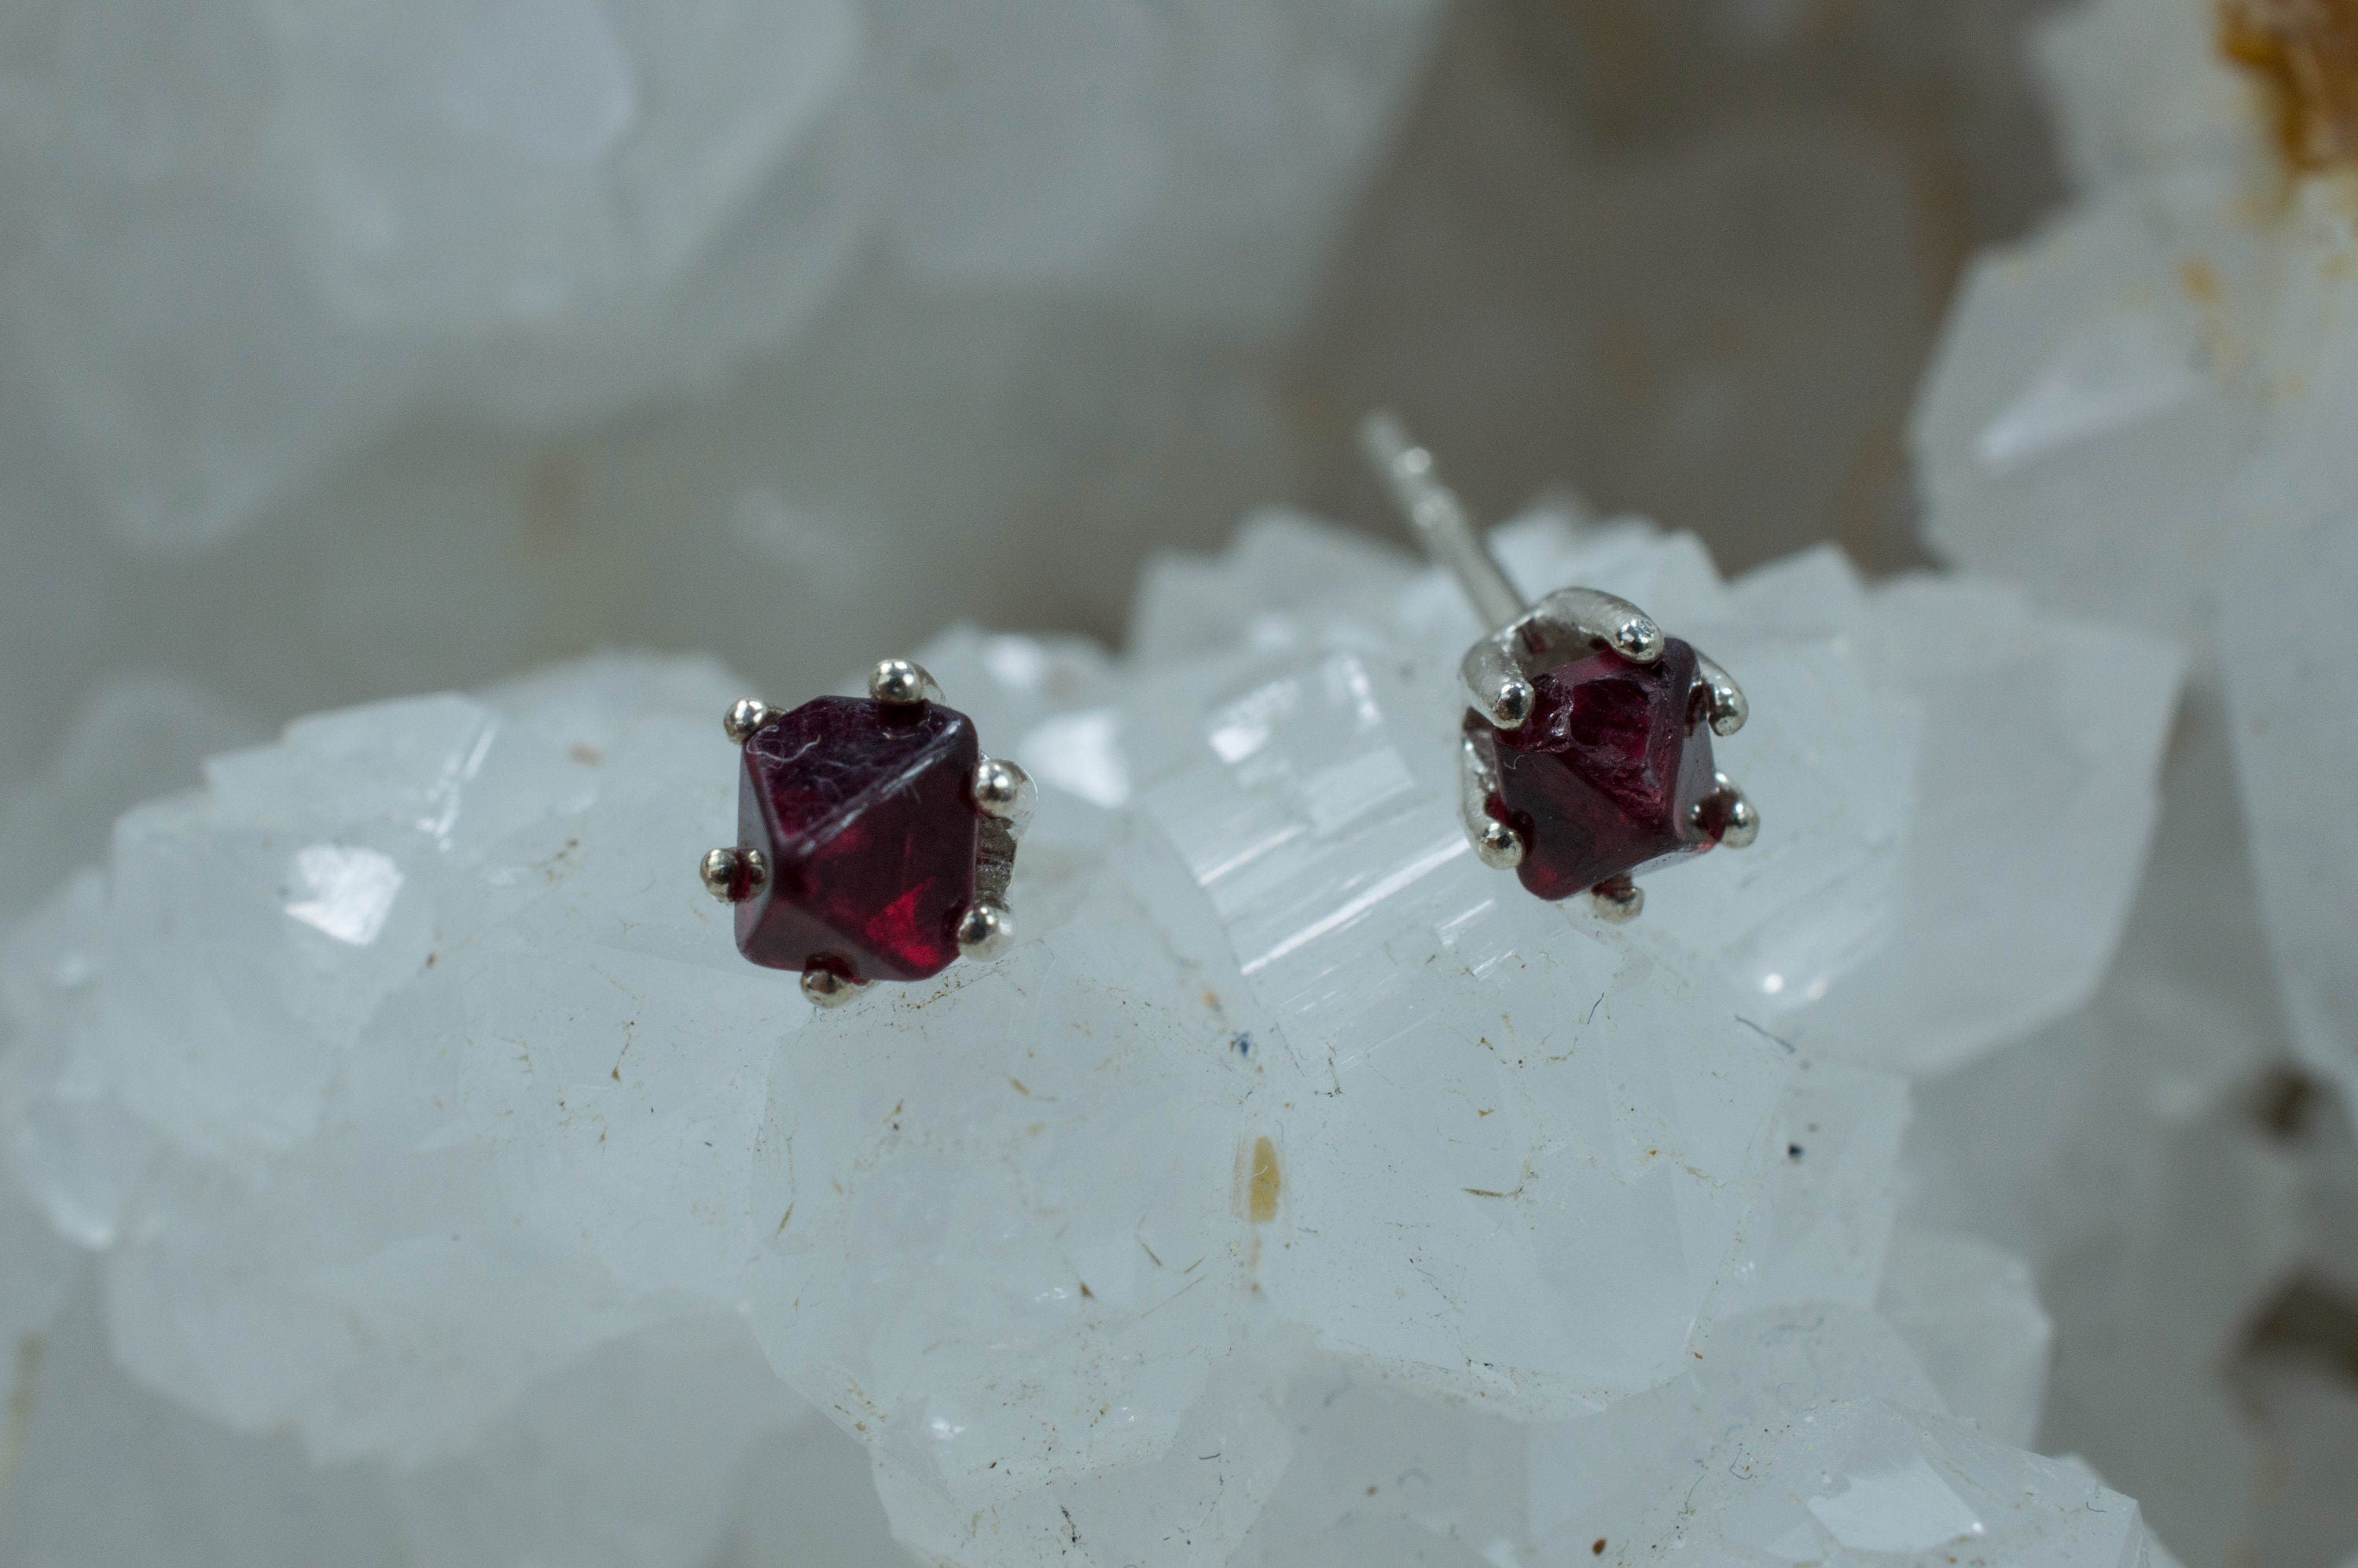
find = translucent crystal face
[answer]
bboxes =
[1470,637,1721,899]
[735,696,979,982]
[0,512,2203,1566]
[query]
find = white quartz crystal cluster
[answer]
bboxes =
[0,508,2187,1565]
[2,0,2350,1559]
[1910,0,2358,1559]
[1917,0,2358,1109]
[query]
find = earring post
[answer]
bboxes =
[1357,410,1529,633]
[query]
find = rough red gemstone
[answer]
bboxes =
[1468,637,1721,901]
[735,696,979,982]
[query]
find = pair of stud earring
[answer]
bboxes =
[700,417,1757,1003]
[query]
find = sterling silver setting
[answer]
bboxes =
[799,966,864,1008]
[703,658,1034,1007]
[1361,412,1758,921]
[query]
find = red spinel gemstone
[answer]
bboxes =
[736,696,979,982]
[1467,637,1721,901]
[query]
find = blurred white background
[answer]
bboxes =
[0,0,2066,840]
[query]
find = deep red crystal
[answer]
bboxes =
[1468,637,1721,901]
[735,696,980,982]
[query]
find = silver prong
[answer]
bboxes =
[1474,817,1525,870]
[1459,732,1524,868]
[1614,619,1666,663]
[700,846,766,903]
[1693,652,1747,736]
[1590,875,1644,922]
[869,659,940,707]
[724,698,775,744]
[1359,411,1530,633]
[1525,586,1664,665]
[974,760,1025,910]
[971,757,1036,832]
[801,968,865,1008]
[1460,640,1537,729]
[1697,773,1759,849]
[956,901,1014,961]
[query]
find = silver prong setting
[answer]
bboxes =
[969,747,1029,962]
[1460,641,1536,729]
[1460,589,1678,739]
[1496,678,1536,727]
[956,901,1014,961]
[1479,672,1537,729]
[723,698,774,745]
[1457,732,1524,868]
[869,658,940,707]
[1474,817,1526,870]
[1693,652,1748,736]
[801,968,865,1008]
[1526,587,1666,666]
[1700,773,1760,850]
[1359,415,1759,916]
[1613,615,1666,663]
[971,757,1037,831]
[700,846,766,903]
[1590,876,1644,922]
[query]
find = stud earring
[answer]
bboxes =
[700,659,1035,1006]
[1360,413,1757,922]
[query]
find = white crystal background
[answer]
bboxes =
[0,0,2352,1565]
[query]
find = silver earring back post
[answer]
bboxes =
[1355,409,1758,920]
[1358,411,1529,634]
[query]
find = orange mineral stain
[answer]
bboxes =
[1245,1136,1281,1222]
[2220,0,2358,170]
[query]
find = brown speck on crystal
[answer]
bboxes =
[2220,0,2358,169]
[1245,1135,1281,1222]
